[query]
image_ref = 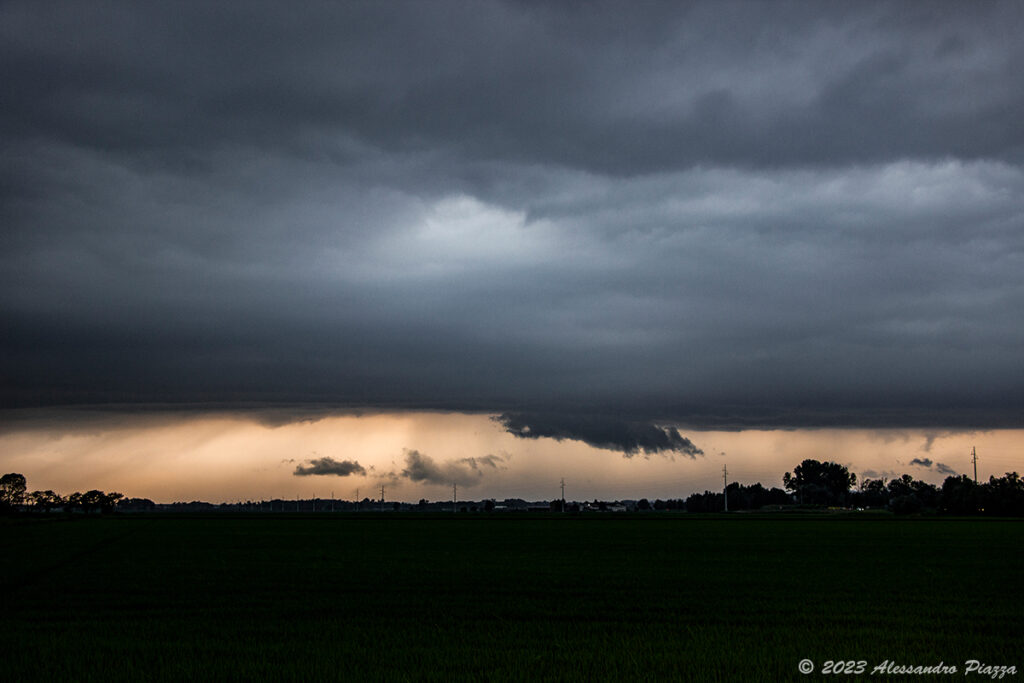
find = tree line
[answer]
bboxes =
[688,459,1024,516]
[2,460,1023,515]
[645,459,1023,515]
[0,473,125,514]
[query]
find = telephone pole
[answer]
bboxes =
[560,478,566,512]
[972,446,978,484]
[380,484,385,511]
[453,482,458,513]
[723,464,729,512]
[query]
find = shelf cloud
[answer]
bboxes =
[3,2,1023,429]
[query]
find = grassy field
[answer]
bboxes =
[2,513,1021,681]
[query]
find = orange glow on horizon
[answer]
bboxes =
[0,410,1020,503]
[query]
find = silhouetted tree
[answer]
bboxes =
[117,497,156,512]
[939,475,980,514]
[685,491,724,512]
[28,490,65,513]
[883,476,938,512]
[854,478,888,508]
[911,479,939,509]
[0,473,27,511]
[100,492,123,513]
[746,483,791,508]
[984,472,1024,516]
[889,494,923,515]
[686,483,789,512]
[76,490,108,514]
[886,474,915,498]
[783,460,856,506]
[66,491,84,513]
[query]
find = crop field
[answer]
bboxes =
[2,514,1021,682]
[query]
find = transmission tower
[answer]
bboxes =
[723,464,729,512]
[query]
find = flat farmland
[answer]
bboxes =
[2,514,1020,681]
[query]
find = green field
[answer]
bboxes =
[2,514,1021,681]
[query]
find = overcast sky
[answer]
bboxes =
[3,1,1024,442]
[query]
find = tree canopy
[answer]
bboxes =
[0,473,28,510]
[782,459,857,506]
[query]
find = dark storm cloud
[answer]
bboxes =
[3,2,1024,428]
[293,457,366,477]
[4,2,1022,173]
[908,457,958,477]
[496,413,703,458]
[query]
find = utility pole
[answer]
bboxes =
[380,484,385,511]
[972,446,978,484]
[453,482,458,513]
[560,478,566,512]
[723,464,729,512]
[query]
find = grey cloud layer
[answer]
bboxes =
[400,450,502,487]
[4,3,1022,171]
[2,2,1023,427]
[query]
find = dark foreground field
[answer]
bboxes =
[2,514,1021,682]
